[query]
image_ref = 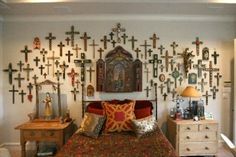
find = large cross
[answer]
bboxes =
[9,85,18,104]
[121,33,128,44]
[38,65,45,75]
[80,32,91,51]
[210,86,219,99]
[214,72,222,86]
[57,42,65,57]
[164,78,174,93]
[19,90,26,103]
[65,50,73,63]
[144,68,150,83]
[71,87,79,101]
[73,44,82,58]
[202,91,212,105]
[198,78,207,92]
[33,57,40,67]
[66,25,80,47]
[149,33,159,49]
[192,37,203,56]
[47,51,60,77]
[14,73,25,88]
[89,40,98,59]
[20,45,32,62]
[3,63,18,84]
[100,35,110,49]
[112,23,126,43]
[45,33,56,50]
[158,45,165,55]
[144,86,151,97]
[87,66,95,83]
[128,36,138,50]
[161,51,173,72]
[140,40,151,60]
[211,50,219,65]
[170,42,178,55]
[23,64,34,81]
[67,68,79,86]
[40,48,48,62]
[193,59,206,78]
[203,61,219,87]
[149,54,162,78]
[59,61,69,79]
[17,61,24,72]
[45,60,52,75]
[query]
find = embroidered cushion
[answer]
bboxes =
[102,101,136,132]
[77,112,106,138]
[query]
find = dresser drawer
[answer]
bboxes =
[180,132,217,142]
[179,124,198,132]
[23,130,60,140]
[179,142,217,155]
[199,124,217,131]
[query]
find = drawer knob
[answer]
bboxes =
[186,148,191,151]
[186,136,190,139]
[186,127,191,130]
[205,147,209,150]
[205,135,209,139]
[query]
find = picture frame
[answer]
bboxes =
[188,73,197,84]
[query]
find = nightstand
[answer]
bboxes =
[167,117,218,156]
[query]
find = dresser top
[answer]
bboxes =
[168,117,217,125]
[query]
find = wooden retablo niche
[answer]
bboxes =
[97,46,142,92]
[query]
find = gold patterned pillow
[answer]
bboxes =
[131,115,157,137]
[77,112,106,138]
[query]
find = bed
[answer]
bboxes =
[56,100,178,157]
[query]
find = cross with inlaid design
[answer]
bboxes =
[65,50,73,63]
[17,61,24,72]
[170,68,181,88]
[66,25,80,47]
[23,64,34,81]
[14,73,25,88]
[80,32,91,51]
[45,33,56,50]
[20,45,32,62]
[211,50,219,65]
[198,78,207,92]
[140,40,151,60]
[57,42,65,57]
[128,36,138,50]
[112,23,125,43]
[71,87,79,101]
[33,57,40,67]
[47,51,60,77]
[149,54,162,78]
[192,37,203,56]
[87,66,95,83]
[203,61,219,87]
[161,51,173,72]
[59,61,69,79]
[89,40,98,59]
[202,91,212,105]
[9,85,18,104]
[149,33,159,49]
[40,48,48,62]
[3,63,18,85]
[19,90,26,103]
[100,35,110,50]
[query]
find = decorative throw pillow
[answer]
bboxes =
[77,112,106,138]
[131,115,157,138]
[102,101,136,132]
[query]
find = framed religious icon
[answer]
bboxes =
[188,73,197,84]
[159,74,165,82]
[202,47,209,60]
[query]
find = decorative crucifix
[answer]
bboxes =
[19,90,26,103]
[55,70,62,81]
[203,61,219,87]
[202,91,212,105]
[164,78,174,93]
[3,63,18,84]
[66,25,80,47]
[161,51,173,72]
[89,40,98,59]
[193,59,206,78]
[38,65,45,75]
[73,44,82,58]
[47,51,60,77]
[59,61,69,79]
[20,45,32,62]
[65,50,73,63]
[178,48,194,78]
[149,33,159,49]
[158,45,165,55]
[80,32,91,51]
[158,84,165,94]
[9,85,18,104]
[27,82,33,102]
[45,33,56,50]
[33,57,40,67]
[121,33,128,44]
[86,66,95,83]
[40,48,48,62]
[128,36,138,50]
[100,35,110,49]
[14,73,25,88]
[144,68,150,83]
[170,42,178,55]
[149,54,162,78]
[67,68,79,87]
[214,72,222,87]
[198,78,207,92]
[170,68,180,88]
[144,86,151,97]
[192,37,203,56]
[71,87,79,101]
[45,60,52,75]
[98,48,104,59]
[211,50,219,65]
[135,48,141,59]
[23,64,34,81]
[140,40,151,60]
[17,61,24,72]
[112,23,126,43]
[57,42,65,57]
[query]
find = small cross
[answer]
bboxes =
[202,91,212,105]
[23,64,34,81]
[14,73,25,88]
[3,63,18,84]
[27,83,33,94]
[210,86,219,99]
[45,33,56,50]
[140,40,151,60]
[179,77,183,86]
[211,50,219,65]
[73,44,82,58]
[121,33,128,44]
[149,33,159,49]
[161,51,173,72]
[66,25,80,47]
[67,68,79,86]
[170,42,178,55]
[38,65,45,75]
[80,32,91,51]
[144,68,150,83]
[45,60,52,75]
[192,37,203,56]
[158,84,165,94]
[75,79,81,89]
[87,66,95,83]
[158,45,165,55]
[198,78,207,92]
[17,61,24,72]
[65,50,73,63]
[59,61,69,79]
[40,48,48,62]
[169,59,175,71]
[9,85,19,104]
[203,61,219,87]
[170,89,177,99]
[33,57,40,67]
[20,45,32,62]
[71,87,79,101]
[65,37,71,46]
[193,60,206,78]
[47,51,60,77]
[214,72,222,87]
[143,62,148,69]
[128,36,138,50]
[89,40,98,59]
[32,74,38,85]
[163,93,168,101]
[144,86,151,97]
[43,73,47,79]
[135,48,141,59]
[27,83,33,102]
[109,32,114,40]
[111,40,116,48]
[19,90,26,103]
[164,78,174,93]
[159,65,165,73]
[100,35,110,49]
[112,23,126,43]
[98,48,104,59]
[55,60,60,68]
[148,49,153,57]
[55,70,62,81]
[57,42,65,57]
[149,54,162,78]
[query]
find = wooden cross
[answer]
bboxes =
[128,36,138,50]
[100,36,110,49]
[27,82,33,102]
[192,37,203,56]
[148,49,153,57]
[110,40,116,48]
[40,48,48,62]
[170,68,180,88]
[45,60,52,75]
[202,91,212,105]
[211,50,219,65]
[9,85,18,104]
[43,73,47,79]
[159,65,165,73]
[73,44,82,58]
[149,33,159,49]
[55,70,62,81]
[163,93,168,101]
[198,78,207,92]
[65,37,71,46]
[89,40,98,59]
[144,68,150,83]
[203,61,219,87]
[121,33,128,44]
[57,42,65,57]
[20,45,32,62]
[80,32,91,51]
[67,68,79,86]
[59,61,69,79]
[170,42,178,55]
[71,87,79,101]
[179,77,183,86]
[158,45,165,55]
[210,86,219,99]
[3,63,18,84]
[65,50,73,63]
[169,59,175,71]
[19,90,26,103]
[33,57,40,67]
[55,60,60,68]
[66,25,80,47]
[164,78,174,93]
[109,32,114,40]
[135,48,141,59]
[193,59,206,78]
[14,73,25,88]
[32,74,38,85]
[144,86,151,97]
[158,84,165,94]
[47,51,60,77]
[140,40,151,59]
[87,66,95,83]
[45,33,56,50]
[98,48,104,59]
[170,89,177,99]
[149,54,162,78]
[17,61,24,72]
[161,51,173,72]
[23,64,34,81]
[112,23,126,43]
[214,72,222,86]
[38,65,45,75]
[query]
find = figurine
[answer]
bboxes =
[43,92,53,119]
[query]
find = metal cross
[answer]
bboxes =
[57,42,65,57]
[198,78,207,92]
[33,57,40,67]
[161,51,173,72]
[149,54,162,78]
[170,42,178,55]
[100,35,110,49]
[89,40,98,59]
[144,68,150,83]
[47,51,60,77]
[135,48,141,59]
[59,61,69,79]
[128,36,138,50]
[80,32,91,51]
[202,91,212,106]
[210,86,219,99]
[158,45,165,55]
[23,64,34,81]
[193,59,206,78]
[149,33,159,49]
[38,65,45,75]
[121,33,128,44]
[3,63,18,84]
[144,86,151,97]
[98,47,104,59]
[17,61,24,72]
[19,90,26,103]
[20,45,32,62]
[40,48,48,62]
[203,61,219,87]
[45,60,52,75]
[45,33,56,50]
[140,40,151,60]
[112,23,126,43]
[9,85,19,104]
[214,72,222,86]
[66,25,80,47]
[71,87,79,101]
[65,50,73,63]
[14,73,25,88]
[87,66,95,83]
[192,37,203,56]
[211,50,219,65]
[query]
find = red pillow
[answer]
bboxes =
[134,107,152,119]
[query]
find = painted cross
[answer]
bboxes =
[202,91,212,105]
[45,33,56,50]
[203,61,219,87]
[59,61,69,79]
[170,42,178,55]
[170,89,177,99]
[33,57,40,67]
[198,78,207,92]
[149,33,159,49]
[9,85,19,104]
[66,25,80,47]
[121,33,128,44]
[163,93,168,101]
[27,82,33,102]
[57,42,65,57]
[73,44,82,58]
[158,45,165,55]
[100,35,110,49]
[32,75,38,85]
[140,40,151,59]
[214,72,222,86]
[158,84,165,94]
[65,50,73,63]
[17,61,24,72]
[55,70,62,81]
[20,45,32,62]
[109,32,114,40]
[19,90,26,103]
[193,59,206,78]
[111,40,116,48]
[3,63,18,84]
[89,40,98,59]
[23,64,34,81]
[39,65,45,75]
[14,73,25,88]
[135,48,141,59]
[144,86,151,97]
[128,36,138,50]
[144,68,150,83]
[71,87,79,101]
[55,60,60,68]
[40,48,48,62]
[67,68,79,86]
[98,48,104,59]
[112,23,126,43]
[45,60,52,75]
[47,51,60,77]
[211,50,219,65]
[87,66,95,83]
[192,37,203,56]
[80,32,91,51]
[65,37,70,46]
[170,68,180,88]
[161,51,173,72]
[164,78,174,93]
[149,54,162,78]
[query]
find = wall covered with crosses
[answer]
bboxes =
[0,19,235,143]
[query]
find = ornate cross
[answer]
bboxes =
[170,42,178,55]
[178,48,194,77]
[149,33,159,49]
[100,35,110,49]
[144,68,150,83]
[140,40,151,60]
[128,36,138,50]
[149,54,162,78]
[45,33,56,50]
[19,90,26,103]
[112,23,126,43]
[87,66,95,83]
[198,78,207,92]
[17,61,24,72]
[9,85,18,104]
[89,40,98,59]
[47,51,60,77]
[73,44,82,58]
[3,63,18,84]
[27,82,33,102]
[211,50,219,65]
[71,87,79,101]
[135,48,141,59]
[210,86,219,99]
[164,78,174,93]
[214,72,222,86]
[33,57,40,67]
[40,48,48,62]
[203,61,219,87]
[66,25,80,47]
[121,33,128,44]
[20,45,32,62]
[192,37,203,56]
[23,64,34,81]
[158,45,165,55]
[98,48,104,59]
[193,59,206,78]
[202,91,212,105]
[161,51,173,72]
[67,68,79,86]
[14,73,25,88]
[80,32,91,51]
[45,60,52,75]
[144,86,151,97]
[59,61,69,79]
[65,50,73,63]
[57,42,65,57]
[39,65,45,75]
[158,84,165,94]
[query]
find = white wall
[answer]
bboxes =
[1,16,236,143]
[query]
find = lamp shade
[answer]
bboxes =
[181,86,201,98]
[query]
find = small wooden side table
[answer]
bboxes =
[15,120,73,157]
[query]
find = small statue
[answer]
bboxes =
[43,92,53,119]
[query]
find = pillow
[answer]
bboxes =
[134,107,152,119]
[131,115,157,138]
[76,112,106,138]
[102,100,136,132]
